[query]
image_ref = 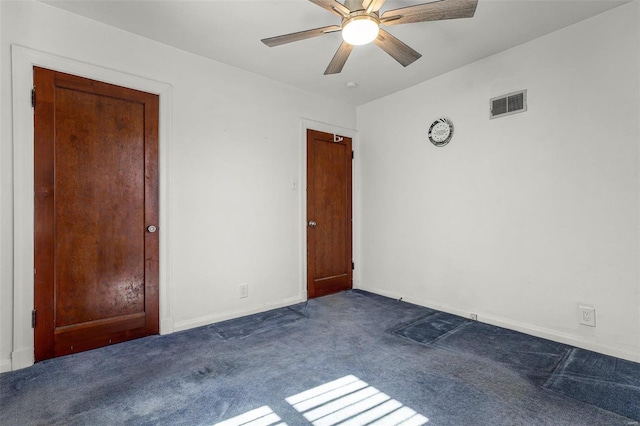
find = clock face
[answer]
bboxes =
[428,118,454,147]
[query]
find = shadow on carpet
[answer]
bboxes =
[393,312,640,421]
[209,305,307,339]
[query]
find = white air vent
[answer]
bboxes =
[490,90,527,119]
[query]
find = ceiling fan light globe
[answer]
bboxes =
[342,16,379,46]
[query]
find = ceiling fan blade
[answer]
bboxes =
[261,25,341,47]
[380,0,478,26]
[362,0,386,14]
[374,29,422,67]
[309,0,351,17]
[324,41,354,75]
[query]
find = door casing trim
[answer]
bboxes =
[10,45,174,370]
[299,119,358,301]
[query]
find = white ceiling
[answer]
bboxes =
[42,0,629,106]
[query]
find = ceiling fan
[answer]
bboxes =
[261,0,478,75]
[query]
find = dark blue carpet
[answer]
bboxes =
[392,308,639,420]
[435,322,570,387]
[1,290,637,425]
[543,348,640,421]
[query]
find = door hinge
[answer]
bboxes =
[31,87,36,108]
[32,310,36,328]
[352,261,355,270]
[352,150,354,160]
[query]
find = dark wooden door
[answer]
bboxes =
[307,129,353,298]
[33,67,159,361]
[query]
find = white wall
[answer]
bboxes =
[357,2,640,362]
[0,0,356,371]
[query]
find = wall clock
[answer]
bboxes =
[428,118,454,147]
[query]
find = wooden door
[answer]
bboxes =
[33,67,159,361]
[306,129,353,298]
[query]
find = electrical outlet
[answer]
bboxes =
[239,284,248,299]
[470,313,478,321]
[578,305,595,327]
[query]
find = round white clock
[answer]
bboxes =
[428,118,454,147]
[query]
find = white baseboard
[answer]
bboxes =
[173,295,306,332]
[4,297,305,371]
[11,347,34,371]
[0,359,12,373]
[363,286,640,363]
[160,317,174,335]
[477,313,640,363]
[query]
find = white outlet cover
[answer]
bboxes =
[578,305,596,327]
[239,284,248,298]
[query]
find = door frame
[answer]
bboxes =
[10,45,174,370]
[299,119,359,301]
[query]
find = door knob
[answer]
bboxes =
[308,221,317,228]
[147,225,157,233]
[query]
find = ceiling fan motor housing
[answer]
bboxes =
[344,0,367,11]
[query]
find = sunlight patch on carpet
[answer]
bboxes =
[286,375,428,426]
[212,405,286,426]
